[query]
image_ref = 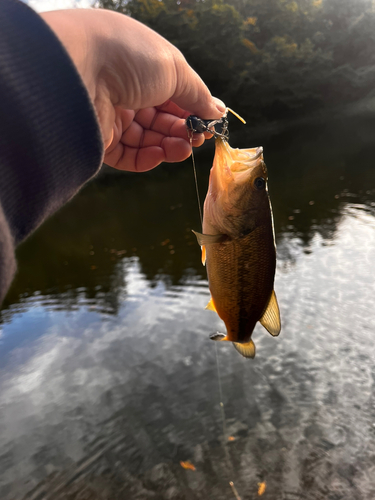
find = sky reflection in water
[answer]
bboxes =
[1,114,375,499]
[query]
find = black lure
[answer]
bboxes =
[186,114,229,139]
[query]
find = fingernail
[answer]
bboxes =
[213,97,226,113]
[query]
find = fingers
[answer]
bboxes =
[104,99,215,172]
[153,101,190,119]
[104,137,193,172]
[119,107,206,147]
[135,107,186,138]
[212,97,227,114]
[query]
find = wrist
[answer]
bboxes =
[40,10,100,104]
[40,10,113,144]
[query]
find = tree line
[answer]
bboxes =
[98,0,375,123]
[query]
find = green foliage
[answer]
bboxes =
[97,0,375,122]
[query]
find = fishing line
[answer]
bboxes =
[187,133,228,447]
[187,108,245,229]
[187,112,245,500]
[189,135,204,228]
[215,341,227,441]
[189,142,241,500]
[215,343,243,500]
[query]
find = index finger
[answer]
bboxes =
[155,100,190,118]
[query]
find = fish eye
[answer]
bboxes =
[254,177,265,190]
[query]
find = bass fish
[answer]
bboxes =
[193,138,281,358]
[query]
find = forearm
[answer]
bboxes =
[0,0,103,302]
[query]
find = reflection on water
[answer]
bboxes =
[1,112,375,499]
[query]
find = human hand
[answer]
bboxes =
[41,9,226,172]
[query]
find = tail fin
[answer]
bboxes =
[233,340,256,359]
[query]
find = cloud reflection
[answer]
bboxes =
[0,208,375,498]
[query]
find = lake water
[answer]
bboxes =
[1,108,375,500]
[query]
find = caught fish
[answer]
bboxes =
[193,137,281,358]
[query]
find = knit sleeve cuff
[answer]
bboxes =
[0,0,104,245]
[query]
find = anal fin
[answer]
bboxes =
[205,297,217,312]
[260,290,281,337]
[233,340,256,359]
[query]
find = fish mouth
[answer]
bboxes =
[210,138,266,196]
[216,138,264,172]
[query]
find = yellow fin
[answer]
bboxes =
[260,290,281,337]
[233,340,256,358]
[201,245,206,266]
[205,297,217,312]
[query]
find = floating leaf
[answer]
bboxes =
[180,460,196,471]
[258,482,266,496]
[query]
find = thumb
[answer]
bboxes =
[171,54,226,120]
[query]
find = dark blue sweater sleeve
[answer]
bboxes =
[0,0,104,303]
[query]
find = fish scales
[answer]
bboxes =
[206,226,276,343]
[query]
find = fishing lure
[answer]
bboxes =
[186,107,245,140]
[186,115,229,139]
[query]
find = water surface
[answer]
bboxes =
[1,111,375,499]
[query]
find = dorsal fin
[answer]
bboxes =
[233,340,256,359]
[260,290,281,337]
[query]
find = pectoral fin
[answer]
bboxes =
[201,245,206,266]
[192,230,227,246]
[233,340,256,359]
[205,297,217,312]
[260,290,281,337]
